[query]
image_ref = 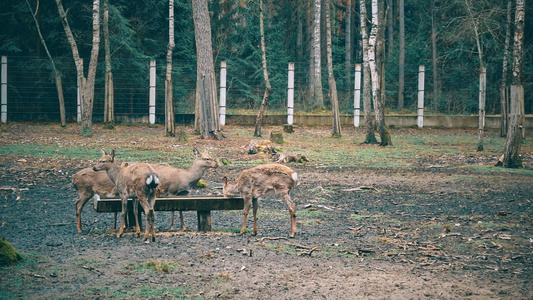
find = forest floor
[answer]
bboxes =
[0,123,532,299]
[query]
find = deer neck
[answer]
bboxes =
[105,162,121,184]
[187,160,207,183]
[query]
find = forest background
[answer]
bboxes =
[0,0,532,121]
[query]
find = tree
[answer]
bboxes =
[192,0,220,139]
[398,0,405,109]
[308,0,324,111]
[500,0,512,137]
[254,0,271,137]
[431,0,441,112]
[502,0,525,168]
[103,0,114,128]
[25,0,66,127]
[55,0,100,136]
[360,0,377,144]
[326,0,341,137]
[345,0,352,89]
[368,0,391,146]
[165,0,176,137]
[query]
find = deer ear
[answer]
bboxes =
[110,150,115,161]
[101,148,107,155]
[223,176,228,185]
[193,148,199,157]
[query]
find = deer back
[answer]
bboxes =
[73,167,116,196]
[224,163,297,198]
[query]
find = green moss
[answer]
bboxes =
[0,237,22,266]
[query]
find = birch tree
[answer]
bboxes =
[368,0,391,146]
[55,0,100,136]
[502,0,525,168]
[165,0,176,137]
[26,0,66,127]
[192,0,221,139]
[326,0,341,137]
[360,0,377,144]
[254,0,271,137]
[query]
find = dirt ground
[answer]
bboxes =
[0,123,532,299]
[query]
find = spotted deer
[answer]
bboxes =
[152,148,218,230]
[222,163,298,237]
[72,167,116,233]
[93,149,160,242]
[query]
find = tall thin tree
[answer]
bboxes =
[326,0,341,137]
[103,0,114,128]
[398,0,405,109]
[26,0,66,127]
[308,0,324,111]
[165,0,176,137]
[55,0,100,136]
[500,0,512,137]
[192,0,221,139]
[502,0,525,168]
[431,0,441,112]
[254,0,271,137]
[360,0,377,144]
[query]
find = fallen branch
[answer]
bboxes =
[256,237,288,242]
[341,186,378,192]
[81,265,103,275]
[299,247,318,256]
[288,243,313,250]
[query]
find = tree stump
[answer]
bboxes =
[283,124,294,133]
[270,131,284,144]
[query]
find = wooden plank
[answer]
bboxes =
[95,196,244,213]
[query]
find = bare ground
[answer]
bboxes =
[0,123,532,299]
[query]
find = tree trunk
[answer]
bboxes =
[500,0,512,137]
[55,0,100,136]
[27,0,66,127]
[502,0,525,168]
[254,0,271,137]
[308,0,324,111]
[431,0,440,112]
[360,0,377,144]
[192,0,220,139]
[368,0,391,146]
[345,0,352,90]
[326,0,341,137]
[103,0,114,127]
[166,0,176,137]
[386,0,393,57]
[398,0,405,109]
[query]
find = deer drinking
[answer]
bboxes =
[93,149,160,242]
[152,148,218,230]
[222,163,298,237]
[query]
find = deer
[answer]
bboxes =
[93,149,160,242]
[222,163,298,238]
[152,148,218,231]
[72,167,116,233]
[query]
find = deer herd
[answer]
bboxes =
[73,148,299,242]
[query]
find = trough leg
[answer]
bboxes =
[197,211,211,232]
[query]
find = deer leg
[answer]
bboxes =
[169,211,175,231]
[138,200,154,242]
[117,196,128,238]
[113,212,117,230]
[75,193,92,233]
[282,194,297,238]
[240,195,252,235]
[132,198,141,237]
[252,198,259,236]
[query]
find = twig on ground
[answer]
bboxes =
[256,237,288,242]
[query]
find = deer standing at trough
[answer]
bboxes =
[152,148,218,230]
[223,163,298,237]
[93,150,160,242]
[72,168,116,232]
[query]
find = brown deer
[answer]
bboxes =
[152,148,218,230]
[72,168,116,232]
[93,149,160,242]
[222,163,298,238]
